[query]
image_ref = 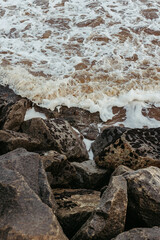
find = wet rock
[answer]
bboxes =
[71,160,111,189]
[0,129,41,155]
[72,175,128,240]
[123,167,160,228]
[41,150,78,188]
[0,84,30,130]
[0,160,68,240]
[53,188,100,239]
[92,127,160,170]
[112,226,160,240]
[51,106,102,140]
[21,118,88,161]
[0,148,55,209]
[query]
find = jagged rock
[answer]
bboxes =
[0,148,55,209]
[123,167,160,228]
[53,189,100,239]
[0,84,30,130]
[72,175,128,240]
[71,160,111,189]
[0,149,68,240]
[21,118,88,161]
[0,129,41,155]
[92,127,160,170]
[112,226,160,240]
[112,165,134,177]
[41,151,78,188]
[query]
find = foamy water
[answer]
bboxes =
[0,0,160,127]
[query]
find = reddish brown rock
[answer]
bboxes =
[53,189,100,239]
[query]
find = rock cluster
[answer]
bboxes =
[0,84,160,240]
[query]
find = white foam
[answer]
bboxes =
[0,0,160,128]
[83,138,94,160]
[24,108,47,121]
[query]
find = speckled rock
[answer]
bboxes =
[112,226,160,240]
[0,129,42,155]
[72,175,128,240]
[53,188,100,239]
[41,150,78,188]
[92,127,160,170]
[21,118,88,161]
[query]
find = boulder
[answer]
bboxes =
[53,188,100,239]
[34,105,102,140]
[21,118,88,161]
[0,129,41,155]
[0,148,55,209]
[71,160,111,189]
[0,150,68,240]
[92,127,160,170]
[112,226,160,240]
[41,150,78,188]
[0,84,30,130]
[72,175,128,240]
[123,167,160,228]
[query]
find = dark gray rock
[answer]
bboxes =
[72,175,128,240]
[92,127,160,170]
[41,150,78,188]
[0,148,55,209]
[112,226,160,240]
[71,160,111,189]
[53,188,100,239]
[21,118,88,161]
[0,149,68,240]
[124,166,160,228]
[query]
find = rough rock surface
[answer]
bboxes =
[72,175,128,240]
[0,149,68,240]
[53,188,100,239]
[41,150,78,188]
[0,129,41,155]
[92,127,160,170]
[35,105,102,140]
[0,148,55,209]
[0,84,30,130]
[124,167,160,228]
[112,226,160,240]
[21,118,88,161]
[71,160,111,189]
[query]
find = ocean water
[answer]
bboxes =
[0,0,160,128]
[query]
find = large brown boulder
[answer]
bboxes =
[21,118,88,161]
[0,149,68,240]
[41,150,78,188]
[72,175,128,240]
[0,129,41,155]
[92,127,160,170]
[53,188,100,239]
[0,84,30,131]
[112,227,160,240]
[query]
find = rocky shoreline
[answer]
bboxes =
[0,84,160,239]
